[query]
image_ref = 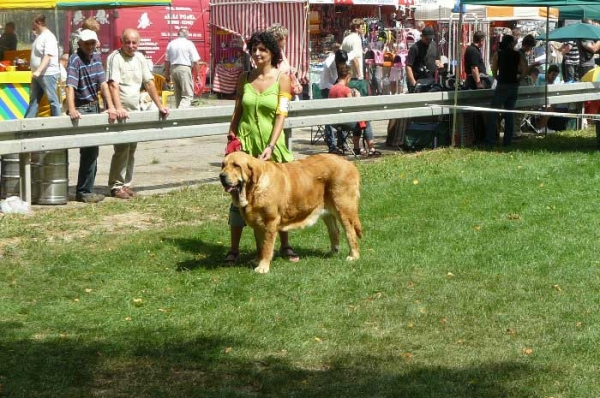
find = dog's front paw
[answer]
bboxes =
[254,262,270,273]
[345,255,359,261]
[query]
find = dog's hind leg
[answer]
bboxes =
[340,220,360,261]
[254,224,277,274]
[322,213,340,254]
[330,192,361,261]
[336,208,361,261]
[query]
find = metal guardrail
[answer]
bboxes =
[2,82,600,156]
[1,82,600,203]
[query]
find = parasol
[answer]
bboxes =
[540,22,600,42]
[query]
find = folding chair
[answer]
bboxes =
[333,124,367,157]
[311,125,326,144]
[153,73,174,106]
[519,111,541,134]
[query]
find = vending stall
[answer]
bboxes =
[0,0,172,118]
[308,0,417,96]
[0,54,30,121]
[209,0,309,96]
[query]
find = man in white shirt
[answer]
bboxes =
[164,28,201,108]
[25,14,61,118]
[318,44,356,97]
[106,28,169,199]
[341,18,364,80]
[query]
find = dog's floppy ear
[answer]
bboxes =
[246,156,265,186]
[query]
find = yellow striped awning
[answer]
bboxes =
[0,0,56,9]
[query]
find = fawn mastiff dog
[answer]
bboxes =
[220,152,362,273]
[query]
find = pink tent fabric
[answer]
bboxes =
[210,0,309,81]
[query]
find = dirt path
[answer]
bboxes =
[54,99,396,206]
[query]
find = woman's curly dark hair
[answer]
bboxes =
[247,31,282,67]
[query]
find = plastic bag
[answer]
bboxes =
[289,72,303,95]
[0,196,31,214]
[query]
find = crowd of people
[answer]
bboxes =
[312,17,600,149]
[3,15,599,194]
[2,17,302,263]
[3,14,599,262]
[0,15,177,203]
[463,20,600,148]
[316,18,383,156]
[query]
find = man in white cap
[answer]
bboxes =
[164,28,201,108]
[65,29,117,203]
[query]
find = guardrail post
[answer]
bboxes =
[18,153,32,205]
[284,128,292,152]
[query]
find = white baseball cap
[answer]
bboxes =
[78,29,98,43]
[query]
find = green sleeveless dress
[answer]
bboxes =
[237,73,294,163]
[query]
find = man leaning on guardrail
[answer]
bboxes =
[66,29,117,204]
[106,28,169,200]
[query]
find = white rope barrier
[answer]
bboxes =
[430,103,600,121]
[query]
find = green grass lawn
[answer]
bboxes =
[2,129,600,397]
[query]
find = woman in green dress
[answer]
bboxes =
[225,31,298,264]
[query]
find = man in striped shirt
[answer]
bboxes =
[66,29,117,203]
[560,41,579,83]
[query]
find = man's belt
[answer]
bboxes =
[75,100,99,109]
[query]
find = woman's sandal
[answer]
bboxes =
[368,149,383,157]
[280,246,300,263]
[224,251,240,264]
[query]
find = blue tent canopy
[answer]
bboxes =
[557,5,600,20]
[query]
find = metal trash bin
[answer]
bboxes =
[31,150,69,205]
[0,154,21,199]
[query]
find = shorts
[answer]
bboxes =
[228,203,246,227]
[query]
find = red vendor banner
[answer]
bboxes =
[67,0,210,64]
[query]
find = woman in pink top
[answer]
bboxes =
[267,24,303,97]
[328,65,381,157]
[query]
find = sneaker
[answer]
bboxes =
[124,186,137,197]
[110,187,130,200]
[76,192,105,203]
